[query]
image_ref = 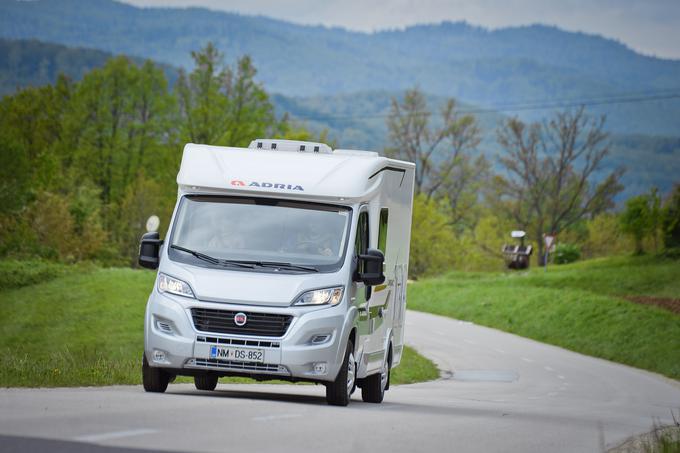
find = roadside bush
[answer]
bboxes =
[582,214,632,258]
[554,243,581,264]
[21,191,109,262]
[409,195,456,278]
[0,259,71,290]
[663,184,680,251]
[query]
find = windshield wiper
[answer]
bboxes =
[170,246,317,272]
[251,261,319,272]
[217,259,319,272]
[170,245,255,269]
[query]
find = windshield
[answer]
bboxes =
[168,196,352,273]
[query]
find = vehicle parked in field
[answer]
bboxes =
[139,139,415,405]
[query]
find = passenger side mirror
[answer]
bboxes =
[355,248,385,286]
[139,231,163,270]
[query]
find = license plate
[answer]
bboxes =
[209,345,264,363]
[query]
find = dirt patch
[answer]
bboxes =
[623,295,680,315]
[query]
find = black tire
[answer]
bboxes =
[194,373,219,391]
[142,354,170,393]
[326,340,355,406]
[361,350,390,403]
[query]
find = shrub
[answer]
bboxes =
[0,259,70,290]
[663,184,680,251]
[554,243,581,264]
[409,195,457,278]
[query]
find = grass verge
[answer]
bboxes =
[0,265,438,387]
[408,255,680,380]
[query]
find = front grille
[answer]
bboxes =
[196,336,280,348]
[191,308,293,337]
[191,358,288,374]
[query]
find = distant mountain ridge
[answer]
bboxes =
[1,0,679,135]
[0,38,177,95]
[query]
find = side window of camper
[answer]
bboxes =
[378,208,388,254]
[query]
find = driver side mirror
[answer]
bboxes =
[354,248,385,286]
[139,231,163,270]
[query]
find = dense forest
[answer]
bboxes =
[1,0,679,135]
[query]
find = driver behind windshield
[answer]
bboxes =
[284,216,336,257]
[207,214,245,250]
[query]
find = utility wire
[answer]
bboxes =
[286,90,680,122]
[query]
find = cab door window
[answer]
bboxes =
[378,208,388,254]
[355,210,371,299]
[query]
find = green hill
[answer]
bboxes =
[1,0,679,135]
[0,38,177,96]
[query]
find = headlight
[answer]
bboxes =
[293,286,344,307]
[157,273,194,298]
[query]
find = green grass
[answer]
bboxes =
[391,345,440,384]
[408,255,680,380]
[0,265,438,387]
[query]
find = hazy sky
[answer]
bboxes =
[120,0,680,59]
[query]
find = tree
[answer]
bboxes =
[662,184,680,250]
[175,43,279,147]
[620,193,655,254]
[408,194,457,278]
[496,107,624,264]
[385,88,483,200]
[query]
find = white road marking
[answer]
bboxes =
[463,339,476,345]
[521,357,534,363]
[252,414,302,422]
[544,366,554,372]
[547,392,559,397]
[557,375,566,380]
[434,331,447,336]
[74,429,157,442]
[493,348,506,354]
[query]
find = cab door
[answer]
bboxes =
[363,207,391,374]
[351,208,372,376]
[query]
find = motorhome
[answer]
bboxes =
[138,139,415,406]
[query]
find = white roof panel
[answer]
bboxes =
[176,143,413,201]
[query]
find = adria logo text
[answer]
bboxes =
[230,180,304,191]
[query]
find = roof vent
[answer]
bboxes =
[248,139,332,154]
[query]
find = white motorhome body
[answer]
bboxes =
[140,139,415,405]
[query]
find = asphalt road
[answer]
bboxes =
[1,310,679,453]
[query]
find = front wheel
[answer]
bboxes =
[361,351,390,403]
[326,340,355,406]
[142,354,170,393]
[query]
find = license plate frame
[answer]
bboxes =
[209,345,265,363]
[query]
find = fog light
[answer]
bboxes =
[152,349,166,363]
[313,362,328,375]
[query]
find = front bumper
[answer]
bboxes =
[144,290,349,382]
